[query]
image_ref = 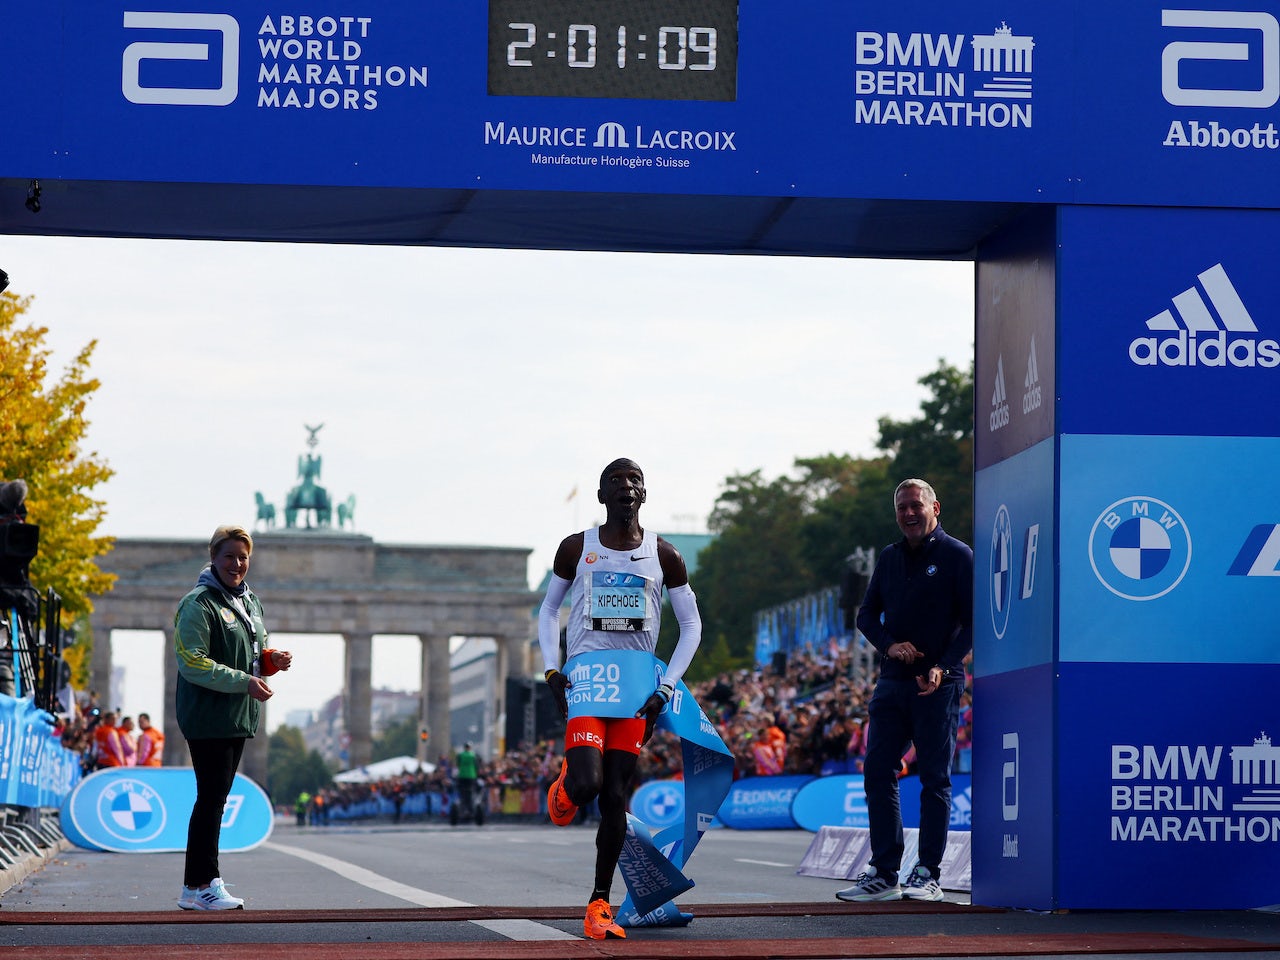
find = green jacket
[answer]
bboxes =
[173,577,268,740]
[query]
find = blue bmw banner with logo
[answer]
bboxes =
[62,767,274,853]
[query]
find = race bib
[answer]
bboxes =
[586,570,650,631]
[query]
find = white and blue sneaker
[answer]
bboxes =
[835,865,902,902]
[901,864,944,901]
[178,877,244,910]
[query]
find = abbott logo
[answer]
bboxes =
[123,12,240,106]
[1002,732,1019,821]
[1162,9,1279,109]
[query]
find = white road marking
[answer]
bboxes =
[264,841,578,940]
[735,858,792,867]
[474,919,578,941]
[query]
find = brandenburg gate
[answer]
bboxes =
[88,532,536,785]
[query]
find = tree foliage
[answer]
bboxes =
[692,359,974,668]
[0,291,115,619]
[372,714,421,761]
[267,724,333,804]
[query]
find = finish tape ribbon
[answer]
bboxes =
[564,650,734,926]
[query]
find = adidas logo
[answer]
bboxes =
[1022,336,1042,414]
[1129,263,1279,368]
[989,355,1010,431]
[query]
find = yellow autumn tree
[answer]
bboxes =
[0,288,115,626]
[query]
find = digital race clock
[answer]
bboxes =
[487,0,739,101]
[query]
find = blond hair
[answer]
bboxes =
[209,524,253,560]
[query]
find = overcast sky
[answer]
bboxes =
[5,236,973,735]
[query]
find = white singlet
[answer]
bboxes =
[565,527,664,661]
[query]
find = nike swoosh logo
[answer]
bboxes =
[631,555,653,561]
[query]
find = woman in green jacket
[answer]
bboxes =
[173,524,291,911]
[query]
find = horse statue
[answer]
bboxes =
[284,449,332,528]
[337,494,357,530]
[253,491,276,530]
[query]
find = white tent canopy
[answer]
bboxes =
[332,755,436,784]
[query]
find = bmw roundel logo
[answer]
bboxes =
[638,782,684,828]
[1088,496,1192,601]
[96,778,167,844]
[990,504,1013,639]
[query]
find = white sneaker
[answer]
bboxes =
[178,879,244,911]
[835,865,902,902]
[901,864,944,901]
[211,877,244,907]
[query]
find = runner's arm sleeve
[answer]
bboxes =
[661,583,702,688]
[538,574,571,673]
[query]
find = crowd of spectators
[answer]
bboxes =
[296,641,974,824]
[52,691,165,773]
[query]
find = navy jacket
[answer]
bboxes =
[856,525,973,680]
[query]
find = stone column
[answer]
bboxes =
[421,635,450,762]
[493,636,510,756]
[343,631,373,769]
[88,613,112,709]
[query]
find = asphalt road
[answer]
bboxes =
[3,819,1279,959]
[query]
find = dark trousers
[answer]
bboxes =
[862,677,961,882]
[184,737,246,888]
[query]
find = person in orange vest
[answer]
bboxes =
[136,712,165,767]
[118,716,138,766]
[93,711,127,768]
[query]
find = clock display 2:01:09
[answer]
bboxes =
[486,0,738,101]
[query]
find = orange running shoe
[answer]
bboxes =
[583,899,626,940]
[547,759,578,826]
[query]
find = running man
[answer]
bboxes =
[538,458,703,940]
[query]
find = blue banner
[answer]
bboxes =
[1060,433,1280,665]
[790,774,972,834]
[1057,662,1280,909]
[1058,207,1280,440]
[3,3,1278,210]
[0,695,82,808]
[716,775,814,830]
[62,767,274,853]
[974,437,1056,677]
[971,664,1056,910]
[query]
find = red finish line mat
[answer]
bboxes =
[0,900,1000,924]
[0,932,1272,960]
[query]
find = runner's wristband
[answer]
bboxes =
[655,682,675,704]
[544,668,561,683]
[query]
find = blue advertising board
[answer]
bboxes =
[1056,662,1280,909]
[0,695,82,808]
[973,437,1056,677]
[1058,206,1280,440]
[1,2,1277,233]
[1060,433,1280,665]
[975,209,1057,472]
[971,665,1056,909]
[790,774,972,834]
[715,775,813,830]
[62,767,274,853]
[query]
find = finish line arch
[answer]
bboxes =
[4,2,1278,910]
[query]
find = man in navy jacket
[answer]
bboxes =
[838,479,973,903]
